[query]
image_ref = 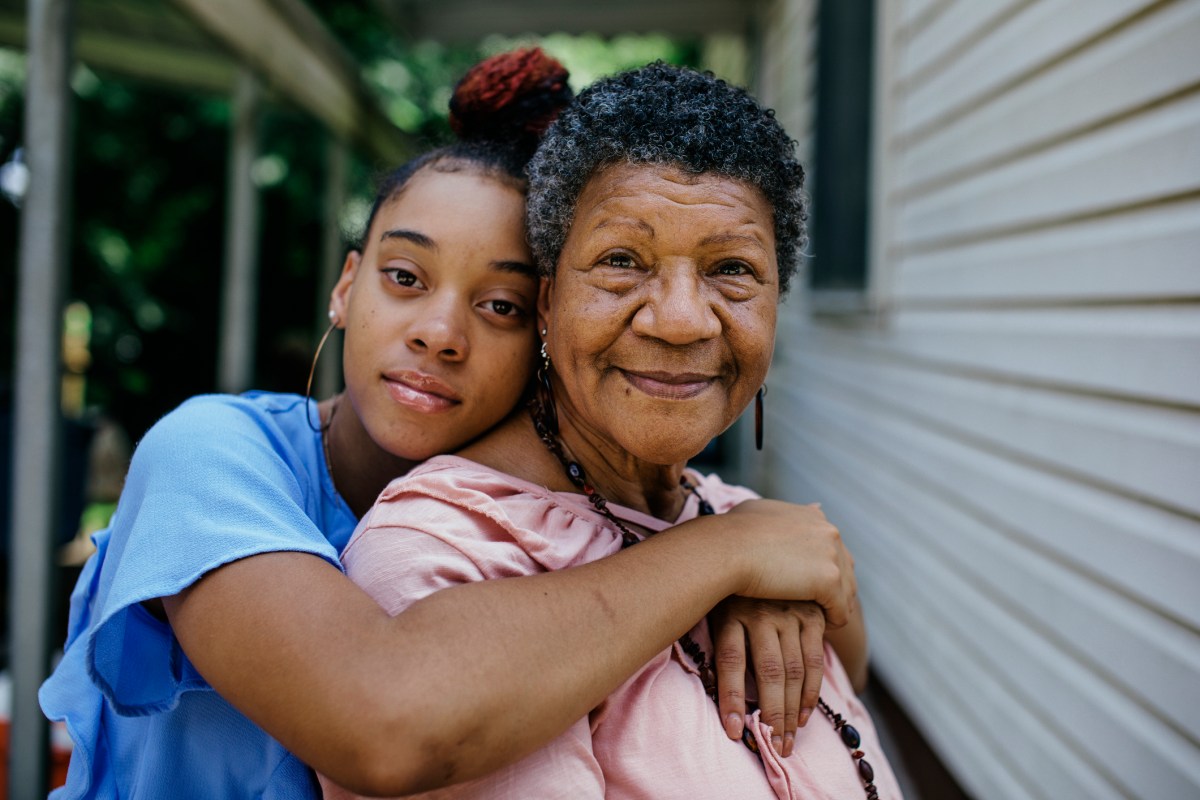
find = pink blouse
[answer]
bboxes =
[320,455,902,800]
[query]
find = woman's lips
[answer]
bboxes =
[384,371,461,412]
[619,369,716,400]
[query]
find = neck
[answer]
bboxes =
[320,395,418,517]
[542,402,690,522]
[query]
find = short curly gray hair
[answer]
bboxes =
[526,62,807,293]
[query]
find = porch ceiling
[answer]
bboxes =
[372,0,756,40]
[0,0,414,163]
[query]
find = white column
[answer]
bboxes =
[315,135,349,400]
[8,0,75,796]
[217,68,263,394]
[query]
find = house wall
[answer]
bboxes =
[752,1,1200,797]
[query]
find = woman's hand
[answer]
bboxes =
[724,499,858,627]
[710,597,826,757]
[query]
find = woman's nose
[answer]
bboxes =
[631,270,722,345]
[406,296,469,360]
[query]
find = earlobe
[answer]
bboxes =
[536,277,554,337]
[330,250,361,325]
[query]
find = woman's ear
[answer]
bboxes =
[536,277,553,338]
[329,250,361,327]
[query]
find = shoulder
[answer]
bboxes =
[133,392,316,480]
[351,456,621,571]
[144,392,309,444]
[117,391,340,551]
[687,470,761,514]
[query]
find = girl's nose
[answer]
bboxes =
[406,297,469,360]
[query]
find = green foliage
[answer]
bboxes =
[482,32,695,91]
[0,11,701,438]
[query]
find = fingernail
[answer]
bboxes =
[724,713,744,740]
[772,734,784,754]
[798,709,811,728]
[783,732,795,757]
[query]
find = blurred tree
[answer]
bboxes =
[0,5,696,442]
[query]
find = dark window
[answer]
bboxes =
[809,0,875,294]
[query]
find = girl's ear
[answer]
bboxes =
[329,250,361,327]
[536,277,553,338]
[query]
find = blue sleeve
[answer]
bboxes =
[82,397,341,715]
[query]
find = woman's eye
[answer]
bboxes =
[716,261,751,277]
[383,268,420,287]
[601,253,636,268]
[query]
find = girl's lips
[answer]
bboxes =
[619,369,715,400]
[384,372,461,412]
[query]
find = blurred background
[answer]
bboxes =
[2,0,1198,798]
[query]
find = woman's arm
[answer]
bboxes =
[827,599,868,691]
[164,498,853,796]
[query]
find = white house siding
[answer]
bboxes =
[752,1,1200,797]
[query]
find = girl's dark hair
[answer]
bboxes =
[527,62,807,293]
[357,48,573,248]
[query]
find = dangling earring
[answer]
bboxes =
[532,329,559,436]
[754,385,767,451]
[306,311,339,432]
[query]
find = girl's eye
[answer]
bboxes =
[484,299,521,317]
[383,268,421,288]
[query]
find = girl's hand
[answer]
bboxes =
[724,499,857,628]
[709,597,826,757]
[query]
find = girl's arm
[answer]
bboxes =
[165,498,854,796]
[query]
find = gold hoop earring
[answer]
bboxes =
[306,319,338,432]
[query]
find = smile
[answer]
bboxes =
[384,371,462,412]
[619,369,716,400]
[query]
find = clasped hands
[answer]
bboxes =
[708,499,859,758]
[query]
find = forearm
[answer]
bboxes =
[167,516,746,795]
[825,602,868,693]
[365,515,749,788]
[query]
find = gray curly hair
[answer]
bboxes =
[526,62,807,294]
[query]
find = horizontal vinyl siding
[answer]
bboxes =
[756,0,1200,797]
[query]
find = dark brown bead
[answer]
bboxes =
[858,759,874,783]
[841,724,861,749]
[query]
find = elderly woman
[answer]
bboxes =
[324,64,899,800]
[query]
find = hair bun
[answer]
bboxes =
[449,48,573,149]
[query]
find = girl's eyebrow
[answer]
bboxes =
[494,260,537,277]
[380,229,436,251]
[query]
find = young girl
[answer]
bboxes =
[41,50,860,799]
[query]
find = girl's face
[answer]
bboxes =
[332,168,538,462]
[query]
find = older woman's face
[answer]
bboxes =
[539,162,778,465]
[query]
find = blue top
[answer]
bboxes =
[40,392,358,799]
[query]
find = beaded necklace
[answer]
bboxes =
[528,399,880,799]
